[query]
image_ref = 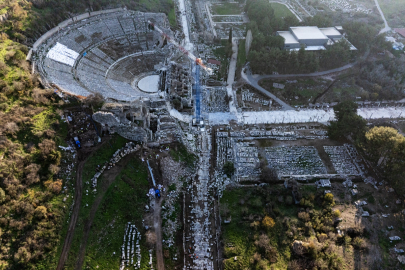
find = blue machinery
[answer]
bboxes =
[194,63,202,126]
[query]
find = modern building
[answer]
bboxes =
[277,26,357,51]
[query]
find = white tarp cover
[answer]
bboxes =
[46,42,79,66]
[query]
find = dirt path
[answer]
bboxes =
[56,140,108,270]
[154,197,165,270]
[74,152,136,270]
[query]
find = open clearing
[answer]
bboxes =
[270,2,295,19]
[379,0,405,27]
[211,3,242,15]
[81,157,151,269]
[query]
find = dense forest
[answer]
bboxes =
[245,0,390,74]
[0,0,172,269]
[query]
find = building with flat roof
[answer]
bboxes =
[277,26,356,51]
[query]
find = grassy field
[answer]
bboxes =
[169,143,197,168]
[237,40,246,69]
[167,0,177,27]
[269,2,295,19]
[64,135,129,269]
[259,78,325,105]
[82,157,151,269]
[379,0,405,27]
[212,40,231,81]
[211,3,242,15]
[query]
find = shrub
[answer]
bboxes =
[223,161,235,177]
[288,260,300,270]
[0,188,5,203]
[298,211,311,221]
[333,209,341,217]
[4,122,19,135]
[34,206,47,219]
[250,221,260,230]
[84,92,104,108]
[317,233,328,243]
[145,231,157,248]
[172,99,181,110]
[324,193,334,205]
[262,216,275,230]
[285,195,293,205]
[46,179,62,194]
[13,50,26,61]
[307,240,319,259]
[300,198,314,208]
[255,234,272,255]
[352,237,366,250]
[344,235,352,246]
[250,197,263,208]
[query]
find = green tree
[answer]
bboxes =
[34,206,47,219]
[364,126,405,164]
[223,161,235,177]
[328,101,367,141]
[324,193,334,206]
[262,216,275,230]
[228,27,233,44]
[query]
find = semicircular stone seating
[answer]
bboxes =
[35,10,170,101]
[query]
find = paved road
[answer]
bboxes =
[179,0,192,50]
[241,62,357,111]
[241,70,294,110]
[374,0,391,34]
[226,38,241,119]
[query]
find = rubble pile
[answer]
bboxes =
[202,87,229,113]
[324,144,362,176]
[153,114,183,144]
[215,131,233,169]
[320,0,372,14]
[188,131,214,269]
[160,157,195,248]
[240,88,276,111]
[265,146,327,176]
[234,142,261,182]
[215,24,245,39]
[90,142,140,188]
[120,222,141,270]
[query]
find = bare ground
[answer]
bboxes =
[154,198,165,270]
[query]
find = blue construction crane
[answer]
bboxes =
[194,63,202,125]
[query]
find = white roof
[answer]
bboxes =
[290,26,328,40]
[46,42,79,67]
[320,27,342,37]
[290,46,326,51]
[277,31,299,45]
